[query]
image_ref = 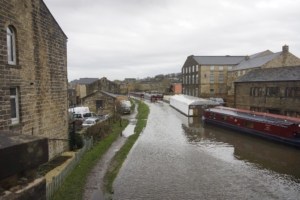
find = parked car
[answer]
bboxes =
[73,113,85,121]
[82,118,99,127]
[83,112,98,118]
[122,107,131,114]
[97,114,109,120]
[209,97,225,106]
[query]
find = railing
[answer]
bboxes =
[46,137,93,200]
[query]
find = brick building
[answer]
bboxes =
[0,0,68,159]
[234,66,300,117]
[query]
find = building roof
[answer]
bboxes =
[232,52,281,71]
[192,56,245,65]
[82,90,117,99]
[235,66,300,83]
[70,78,99,85]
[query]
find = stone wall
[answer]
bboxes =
[82,91,116,115]
[235,81,300,117]
[0,0,69,159]
[227,52,300,95]
[86,77,120,95]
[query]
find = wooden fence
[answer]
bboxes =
[46,137,93,200]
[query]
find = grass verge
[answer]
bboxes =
[103,99,149,194]
[52,119,129,200]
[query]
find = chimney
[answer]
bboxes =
[245,55,250,60]
[282,45,289,54]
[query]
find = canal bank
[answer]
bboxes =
[83,99,149,200]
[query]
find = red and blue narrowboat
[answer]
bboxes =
[203,106,300,148]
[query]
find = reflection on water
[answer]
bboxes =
[113,102,300,199]
[181,116,300,183]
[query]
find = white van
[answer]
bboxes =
[68,107,90,114]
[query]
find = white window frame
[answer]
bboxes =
[219,66,223,71]
[238,71,241,76]
[196,65,198,72]
[228,66,232,70]
[219,74,224,83]
[210,74,214,84]
[192,75,194,84]
[7,26,16,65]
[210,66,214,71]
[196,74,198,84]
[243,70,246,75]
[10,87,19,124]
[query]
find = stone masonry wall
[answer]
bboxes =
[0,0,69,159]
[86,77,120,95]
[227,52,300,95]
[235,81,300,117]
[82,92,115,115]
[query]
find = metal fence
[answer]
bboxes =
[46,137,93,200]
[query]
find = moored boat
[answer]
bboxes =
[203,106,300,148]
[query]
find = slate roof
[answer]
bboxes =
[235,66,300,83]
[70,78,99,85]
[192,56,245,65]
[232,52,281,71]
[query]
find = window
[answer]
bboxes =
[210,74,214,83]
[250,87,262,96]
[96,100,103,111]
[243,70,246,75]
[10,88,19,124]
[228,66,232,70]
[196,65,198,72]
[266,87,279,96]
[210,66,214,71]
[245,121,254,129]
[196,75,198,84]
[7,26,16,65]
[285,87,300,97]
[219,74,224,83]
[238,71,241,76]
[195,88,198,97]
[192,66,194,72]
[219,66,223,71]
[210,89,214,94]
[220,115,227,121]
[192,75,194,84]
[219,88,224,93]
[189,67,191,73]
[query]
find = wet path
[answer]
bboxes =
[83,102,138,200]
[113,101,300,199]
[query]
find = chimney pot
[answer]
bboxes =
[245,55,250,60]
[283,45,289,53]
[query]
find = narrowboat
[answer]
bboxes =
[203,106,300,148]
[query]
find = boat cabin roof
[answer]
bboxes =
[207,107,300,127]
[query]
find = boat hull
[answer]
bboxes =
[203,117,300,148]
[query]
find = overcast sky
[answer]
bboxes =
[43,0,300,82]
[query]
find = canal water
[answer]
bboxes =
[113,101,300,199]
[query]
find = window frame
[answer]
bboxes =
[7,26,17,65]
[10,87,19,124]
[210,74,214,84]
[219,74,224,83]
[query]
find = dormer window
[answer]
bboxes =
[7,26,16,65]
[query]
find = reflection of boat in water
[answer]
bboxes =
[182,122,300,181]
[203,106,300,148]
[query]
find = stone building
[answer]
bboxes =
[181,55,244,97]
[0,0,68,159]
[86,77,120,95]
[234,66,300,117]
[70,78,99,102]
[82,91,116,115]
[227,45,300,95]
